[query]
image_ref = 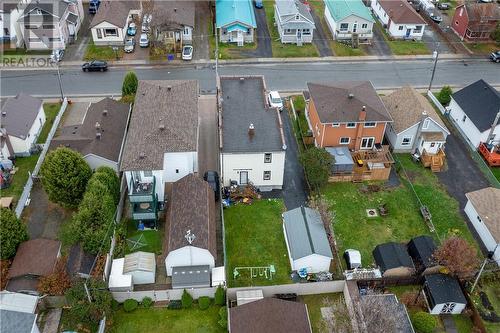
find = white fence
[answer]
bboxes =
[111,287,218,303]
[15,98,69,218]
[227,280,345,300]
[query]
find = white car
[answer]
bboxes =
[182,45,193,60]
[139,34,149,48]
[124,38,135,53]
[141,14,152,32]
[268,91,283,110]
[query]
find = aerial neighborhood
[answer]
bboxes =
[2,0,500,333]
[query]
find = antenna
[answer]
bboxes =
[185,230,196,244]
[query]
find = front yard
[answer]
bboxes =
[224,199,291,287]
[109,306,225,333]
[466,42,499,55]
[37,103,61,144]
[321,154,477,267]
[376,23,430,55]
[83,41,124,61]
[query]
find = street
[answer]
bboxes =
[1,59,499,97]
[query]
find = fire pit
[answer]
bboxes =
[366,209,378,217]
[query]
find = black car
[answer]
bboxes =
[437,2,450,10]
[82,60,108,72]
[490,51,500,63]
[203,171,220,200]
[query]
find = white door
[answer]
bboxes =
[353,23,357,33]
[360,137,375,149]
[237,30,243,46]
[240,171,248,185]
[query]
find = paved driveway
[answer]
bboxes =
[242,7,272,58]
[368,24,392,56]
[310,9,333,57]
[281,108,308,210]
[193,1,210,60]
[197,94,218,176]
[64,3,92,61]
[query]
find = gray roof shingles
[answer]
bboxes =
[372,242,414,273]
[221,76,284,153]
[0,310,36,333]
[425,274,467,305]
[120,80,199,171]
[90,1,140,29]
[276,0,314,23]
[1,93,43,139]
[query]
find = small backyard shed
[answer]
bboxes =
[236,289,264,306]
[407,235,439,274]
[123,251,156,285]
[211,266,226,287]
[171,265,211,289]
[326,146,354,173]
[108,258,133,292]
[283,206,333,273]
[372,242,415,277]
[424,274,467,314]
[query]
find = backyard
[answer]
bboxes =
[321,154,477,267]
[0,153,39,203]
[109,306,225,333]
[37,103,61,144]
[224,199,291,287]
[469,273,500,333]
[125,218,162,255]
[300,292,346,332]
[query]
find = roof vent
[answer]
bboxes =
[96,132,102,140]
[348,93,354,99]
[139,152,146,159]
[248,123,255,137]
[159,124,165,131]
[95,122,101,129]
[167,85,172,91]
[102,109,108,116]
[362,106,366,111]
[174,7,177,12]
[1,112,6,117]
[240,77,245,82]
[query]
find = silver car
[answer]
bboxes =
[124,38,135,53]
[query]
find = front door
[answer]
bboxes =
[240,171,248,185]
[360,137,375,149]
[406,28,411,38]
[353,23,357,33]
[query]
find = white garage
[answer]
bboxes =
[165,246,215,276]
[283,207,333,273]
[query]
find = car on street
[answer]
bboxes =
[204,171,220,200]
[50,49,64,63]
[82,60,108,72]
[437,2,450,10]
[490,51,500,63]
[268,91,283,110]
[124,38,135,53]
[429,13,443,23]
[139,33,149,47]
[127,22,137,36]
[182,45,193,60]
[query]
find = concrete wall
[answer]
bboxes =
[112,287,217,302]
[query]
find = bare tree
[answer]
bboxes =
[318,297,354,333]
[434,237,479,278]
[360,295,408,333]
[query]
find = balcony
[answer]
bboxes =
[129,176,156,203]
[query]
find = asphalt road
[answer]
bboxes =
[1,59,499,97]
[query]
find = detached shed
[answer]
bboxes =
[373,242,415,277]
[108,258,133,292]
[123,251,156,285]
[283,207,333,273]
[211,266,226,287]
[407,236,439,274]
[236,289,264,306]
[424,274,467,314]
[171,265,211,289]
[326,146,354,173]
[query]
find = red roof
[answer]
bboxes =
[378,0,426,25]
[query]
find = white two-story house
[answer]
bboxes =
[274,0,315,45]
[0,0,30,48]
[371,0,426,40]
[324,0,374,42]
[220,76,286,191]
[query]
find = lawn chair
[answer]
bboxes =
[378,204,389,216]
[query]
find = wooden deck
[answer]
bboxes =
[421,149,445,172]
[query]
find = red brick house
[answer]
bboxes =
[451,3,500,41]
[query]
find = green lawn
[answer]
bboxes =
[300,293,345,333]
[491,167,500,182]
[0,154,40,202]
[111,306,225,333]
[292,95,310,136]
[84,41,124,61]
[466,42,499,55]
[453,315,474,333]
[224,199,291,287]
[470,276,500,333]
[331,41,366,56]
[263,1,319,57]
[376,22,430,55]
[125,219,162,254]
[321,154,477,266]
[37,103,60,144]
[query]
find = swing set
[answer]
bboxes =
[233,265,276,281]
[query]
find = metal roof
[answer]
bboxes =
[324,0,374,22]
[283,207,333,260]
[0,310,36,333]
[216,0,257,28]
[171,265,210,289]
[123,251,155,273]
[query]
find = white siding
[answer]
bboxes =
[448,98,484,148]
[163,151,197,183]
[371,0,425,39]
[221,151,285,190]
[464,200,500,265]
[218,26,255,44]
[91,21,126,45]
[325,7,373,40]
[8,104,45,156]
[165,246,215,276]
[84,154,118,171]
[389,118,448,153]
[292,254,331,273]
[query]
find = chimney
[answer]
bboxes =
[248,123,255,138]
[174,7,177,12]
[139,152,145,159]
[167,85,172,91]
[359,106,366,121]
[102,109,108,116]
[348,93,354,99]
[96,132,102,140]
[1,111,6,117]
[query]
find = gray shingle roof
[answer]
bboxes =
[283,207,333,259]
[50,98,130,163]
[451,80,500,132]
[1,93,43,139]
[90,1,140,29]
[150,1,195,28]
[171,265,211,289]
[120,80,199,171]
[276,0,314,23]
[372,242,414,273]
[221,76,284,153]
[0,310,37,333]
[425,274,467,305]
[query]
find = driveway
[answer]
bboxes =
[193,1,210,60]
[310,9,333,57]
[368,23,392,56]
[281,108,308,210]
[241,7,272,58]
[63,3,92,61]
[197,94,218,176]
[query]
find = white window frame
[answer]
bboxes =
[339,137,350,145]
[398,25,404,31]
[364,122,376,128]
[264,153,272,163]
[346,122,356,128]
[360,137,375,149]
[332,123,340,127]
[104,28,118,37]
[401,136,412,146]
[263,171,271,180]
[422,118,430,129]
[362,23,367,29]
[339,23,348,32]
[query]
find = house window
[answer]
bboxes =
[402,137,412,146]
[423,119,430,129]
[362,23,367,29]
[25,24,38,29]
[295,14,300,20]
[364,122,376,127]
[346,122,356,128]
[264,153,272,163]
[263,171,271,180]
[184,27,189,35]
[340,23,348,32]
[97,29,102,39]
[104,28,117,37]
[414,25,422,33]
[222,28,227,35]
[462,115,467,122]
[339,137,350,145]
[302,28,311,35]
[28,37,40,42]
[175,169,179,173]
[477,215,482,222]
[247,28,251,34]
[48,37,61,42]
[332,123,340,127]
[143,171,153,177]
[398,26,404,31]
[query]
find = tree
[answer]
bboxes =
[437,86,453,105]
[214,285,225,305]
[491,23,500,43]
[434,237,479,278]
[319,297,353,333]
[122,71,138,97]
[411,311,438,333]
[300,147,333,190]
[87,167,120,205]
[40,147,92,207]
[0,208,28,259]
[181,289,193,308]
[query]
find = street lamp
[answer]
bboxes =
[427,45,439,92]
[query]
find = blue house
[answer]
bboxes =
[216,0,257,46]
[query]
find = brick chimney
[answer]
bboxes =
[359,106,367,121]
[248,123,255,139]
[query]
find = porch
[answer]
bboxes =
[420,148,446,173]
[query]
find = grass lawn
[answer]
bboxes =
[321,154,477,266]
[125,219,162,255]
[331,41,366,56]
[263,1,319,57]
[300,293,344,333]
[376,22,430,55]
[491,167,500,182]
[292,95,309,136]
[466,42,499,55]
[37,103,60,144]
[224,199,291,287]
[453,315,474,333]
[0,154,39,202]
[58,308,97,333]
[470,275,500,333]
[208,15,258,60]
[109,306,225,333]
[84,41,123,61]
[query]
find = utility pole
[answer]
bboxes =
[427,44,439,92]
[55,64,64,102]
[471,244,498,293]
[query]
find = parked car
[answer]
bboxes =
[255,0,263,8]
[204,171,220,200]
[429,13,443,23]
[124,38,135,53]
[182,45,193,60]
[142,14,152,33]
[490,51,500,63]
[268,91,283,110]
[82,60,108,72]
[139,33,149,47]
[437,2,450,9]
[50,49,64,63]
[127,22,137,36]
[88,0,100,14]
